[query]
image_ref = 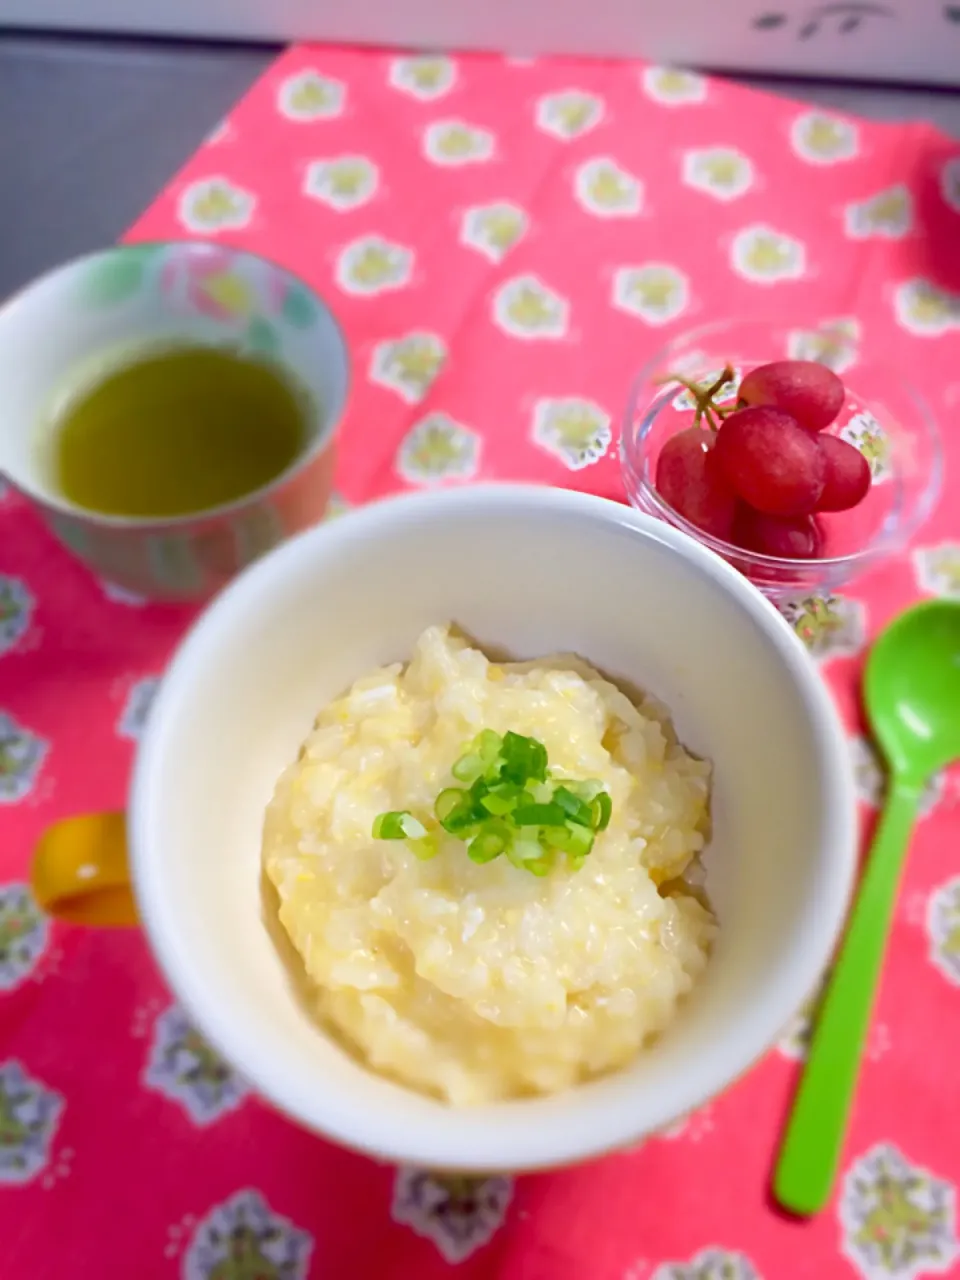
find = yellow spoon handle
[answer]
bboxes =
[31,811,138,927]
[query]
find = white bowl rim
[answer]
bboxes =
[130,483,858,1171]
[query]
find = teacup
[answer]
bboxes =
[0,241,348,599]
[32,485,857,1171]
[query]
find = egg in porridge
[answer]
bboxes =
[262,625,716,1105]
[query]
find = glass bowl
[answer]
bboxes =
[620,318,943,601]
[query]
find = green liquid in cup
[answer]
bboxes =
[51,345,309,519]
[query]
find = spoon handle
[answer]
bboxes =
[774,779,920,1216]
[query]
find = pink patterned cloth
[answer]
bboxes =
[2,45,960,1280]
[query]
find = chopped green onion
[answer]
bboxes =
[373,811,419,840]
[436,791,483,835]
[591,791,612,832]
[508,834,543,867]
[500,731,548,784]
[571,825,595,857]
[376,729,611,878]
[468,824,509,863]
[539,826,565,849]
[480,794,511,817]
[553,786,595,828]
[480,782,525,816]
[473,729,503,767]
[435,788,465,824]
[452,752,484,784]
[410,834,439,860]
[446,810,481,837]
[513,802,567,827]
[543,824,594,857]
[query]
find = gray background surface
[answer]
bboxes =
[2,32,959,299]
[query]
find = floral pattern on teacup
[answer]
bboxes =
[155,247,321,362]
[161,248,256,320]
[77,244,166,308]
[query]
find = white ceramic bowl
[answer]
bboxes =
[130,484,857,1172]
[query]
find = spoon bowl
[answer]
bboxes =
[865,599,960,785]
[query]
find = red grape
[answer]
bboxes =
[712,406,826,516]
[816,434,872,512]
[655,428,737,539]
[733,507,822,559]
[738,360,845,433]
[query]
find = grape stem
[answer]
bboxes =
[656,363,737,432]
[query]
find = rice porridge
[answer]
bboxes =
[262,625,716,1105]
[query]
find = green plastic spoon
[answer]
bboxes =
[775,598,960,1216]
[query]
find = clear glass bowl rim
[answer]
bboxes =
[620,318,945,574]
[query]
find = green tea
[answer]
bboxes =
[51,344,309,518]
